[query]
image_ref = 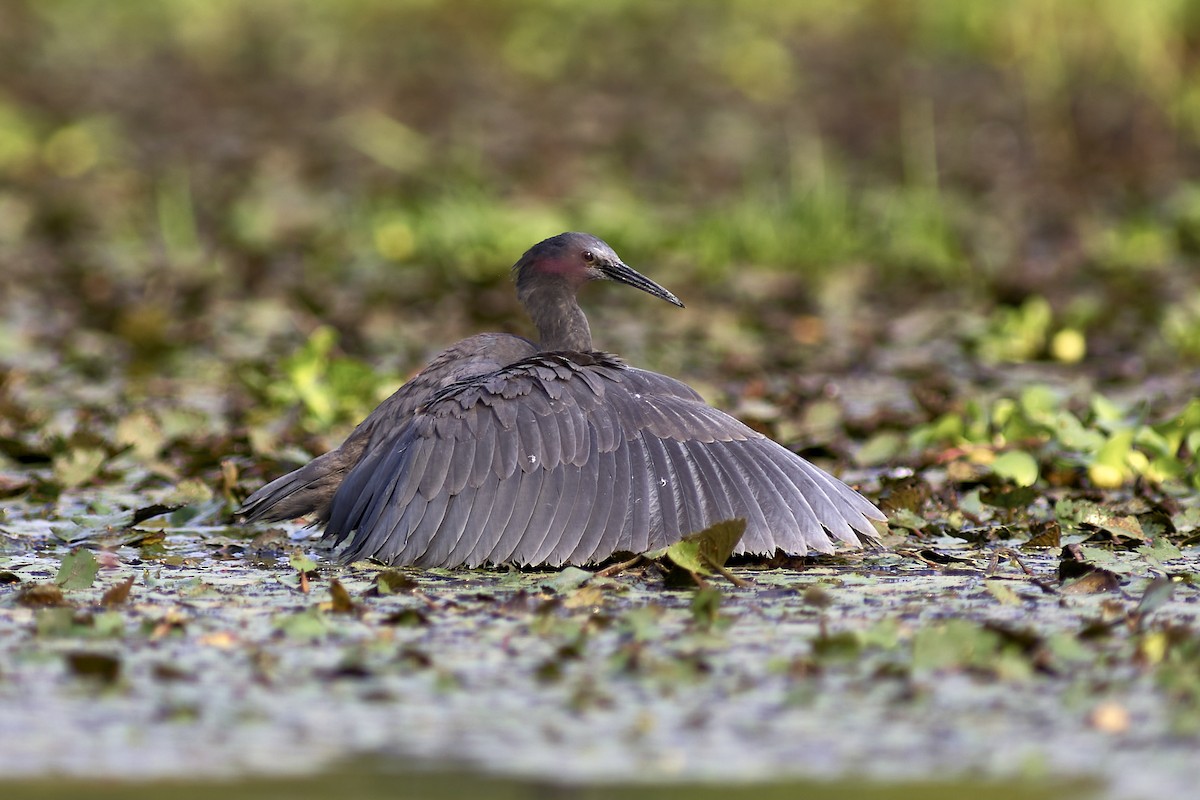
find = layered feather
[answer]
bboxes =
[324,351,884,567]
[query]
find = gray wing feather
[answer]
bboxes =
[639,433,684,547]
[536,401,563,469]
[324,351,883,567]
[470,467,524,566]
[515,403,544,473]
[416,431,454,498]
[565,432,611,564]
[700,443,768,551]
[683,439,739,528]
[489,462,544,563]
[729,439,830,553]
[511,467,566,565]
[406,487,451,565]
[528,460,584,565]
[445,471,500,568]
[445,432,475,496]
[621,433,654,554]
[660,438,706,536]
[493,412,521,479]
[420,475,477,567]
[702,440,775,553]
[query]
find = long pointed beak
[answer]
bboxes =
[600,261,685,308]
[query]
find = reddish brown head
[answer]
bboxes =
[513,232,683,308]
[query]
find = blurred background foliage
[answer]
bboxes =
[1,0,1199,502]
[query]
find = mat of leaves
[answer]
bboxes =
[0,492,1198,800]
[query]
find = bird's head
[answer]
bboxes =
[513,232,684,308]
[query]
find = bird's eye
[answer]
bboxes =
[581,250,595,263]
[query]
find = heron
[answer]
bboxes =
[238,232,885,567]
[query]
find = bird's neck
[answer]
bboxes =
[519,280,593,352]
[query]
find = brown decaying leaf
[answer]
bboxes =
[130,504,182,525]
[1061,569,1122,595]
[1058,544,1092,581]
[383,608,429,627]
[17,583,68,608]
[377,570,420,594]
[101,576,135,607]
[1026,520,1062,548]
[329,578,358,614]
[0,472,34,497]
[65,651,121,684]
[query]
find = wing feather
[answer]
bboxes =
[446,472,501,567]
[639,433,683,546]
[660,438,707,536]
[682,439,739,525]
[511,468,566,565]
[621,433,653,554]
[566,433,613,564]
[487,465,542,564]
[321,350,882,567]
[468,465,525,566]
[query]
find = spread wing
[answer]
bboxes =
[325,352,884,567]
[236,333,538,524]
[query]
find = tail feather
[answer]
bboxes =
[237,450,349,523]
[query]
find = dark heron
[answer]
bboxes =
[238,232,885,566]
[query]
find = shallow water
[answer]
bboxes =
[1,506,1198,800]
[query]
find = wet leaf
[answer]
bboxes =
[1135,577,1176,616]
[36,607,77,636]
[17,583,67,608]
[617,605,663,642]
[855,431,904,467]
[64,651,121,684]
[563,585,607,610]
[1138,538,1183,564]
[55,549,100,590]
[100,576,135,607]
[273,608,328,640]
[811,630,862,662]
[92,611,126,637]
[52,448,106,489]
[887,508,927,531]
[992,450,1039,487]
[1025,520,1061,548]
[985,579,1021,605]
[377,571,419,594]
[665,519,746,577]
[382,608,429,627]
[690,587,726,631]
[289,552,318,574]
[693,518,746,568]
[329,578,358,614]
[1061,569,1122,595]
[802,585,834,610]
[115,410,165,461]
[980,485,1038,510]
[130,504,182,526]
[911,619,1029,678]
[665,539,709,576]
[541,567,593,594]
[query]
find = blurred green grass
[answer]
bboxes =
[1,0,1199,460]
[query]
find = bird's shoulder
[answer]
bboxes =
[412,349,758,446]
[414,350,614,414]
[337,333,538,450]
